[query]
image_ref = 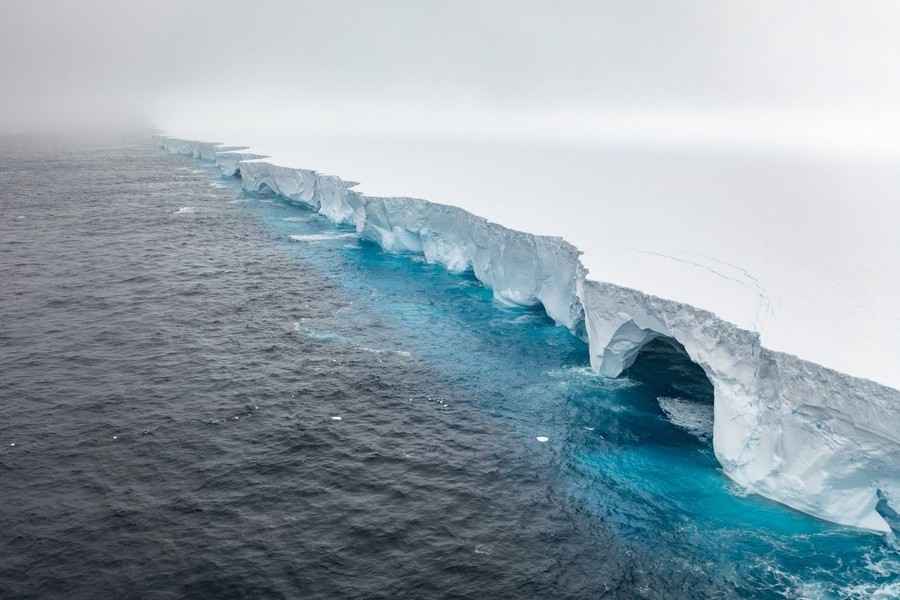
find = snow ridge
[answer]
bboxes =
[157,135,900,534]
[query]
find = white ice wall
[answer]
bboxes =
[158,135,900,533]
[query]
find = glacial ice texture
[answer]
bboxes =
[157,135,900,533]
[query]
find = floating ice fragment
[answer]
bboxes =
[174,206,197,215]
[536,436,549,443]
[112,435,118,440]
[331,416,342,421]
[657,396,714,442]
[288,233,356,242]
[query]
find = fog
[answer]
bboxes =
[4,0,900,155]
[4,1,900,387]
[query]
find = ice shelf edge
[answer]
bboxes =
[157,135,900,534]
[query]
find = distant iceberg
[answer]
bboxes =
[156,135,900,534]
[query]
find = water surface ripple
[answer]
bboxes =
[0,136,896,599]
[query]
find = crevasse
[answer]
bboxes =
[157,135,900,534]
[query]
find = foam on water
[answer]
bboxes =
[657,396,714,442]
[292,321,343,341]
[360,346,412,358]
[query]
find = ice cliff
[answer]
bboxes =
[215,151,268,177]
[157,135,900,534]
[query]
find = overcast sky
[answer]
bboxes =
[4,0,900,154]
[4,1,899,386]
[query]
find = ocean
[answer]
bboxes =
[1,134,897,599]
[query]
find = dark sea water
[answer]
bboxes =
[1,135,897,599]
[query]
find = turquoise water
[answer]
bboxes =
[5,136,894,598]
[212,162,899,598]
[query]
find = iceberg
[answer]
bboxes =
[156,134,900,533]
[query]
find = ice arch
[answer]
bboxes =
[579,279,899,532]
[619,335,715,404]
[579,279,763,471]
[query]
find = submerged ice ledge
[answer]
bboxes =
[157,135,900,534]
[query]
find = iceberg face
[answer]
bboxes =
[751,351,900,532]
[156,135,900,533]
[237,160,363,226]
[358,196,585,329]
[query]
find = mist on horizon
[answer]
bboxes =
[4,0,900,158]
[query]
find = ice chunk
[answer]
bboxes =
[657,396,714,442]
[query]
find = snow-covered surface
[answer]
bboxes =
[159,132,900,390]
[156,134,900,533]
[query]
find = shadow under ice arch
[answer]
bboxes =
[156,135,900,534]
[580,279,900,532]
[579,280,763,474]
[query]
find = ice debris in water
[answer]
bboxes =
[331,416,342,421]
[173,206,197,215]
[657,396,714,442]
[536,436,549,443]
[288,233,356,242]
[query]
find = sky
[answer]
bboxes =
[3,1,899,388]
[4,0,900,156]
